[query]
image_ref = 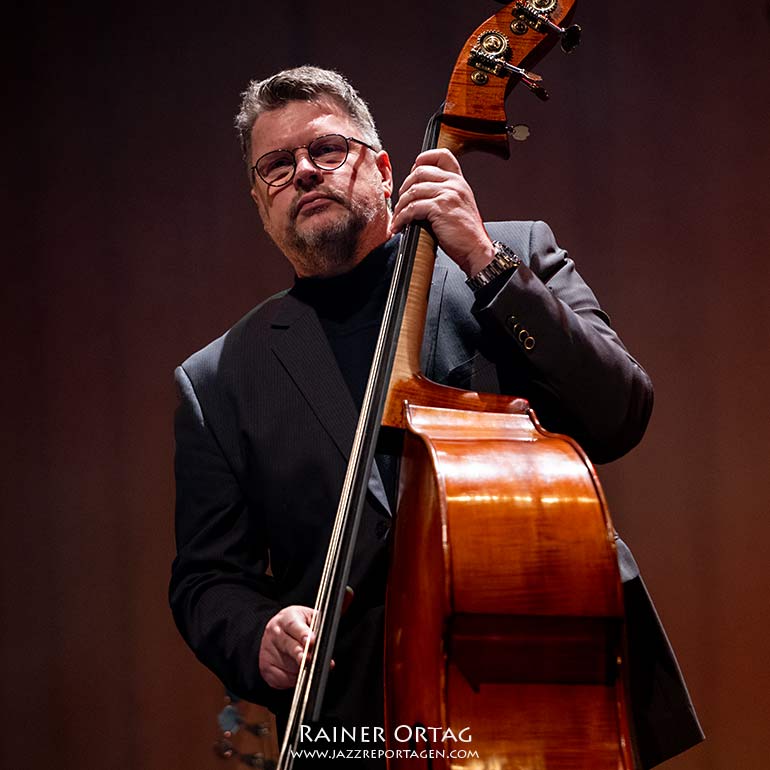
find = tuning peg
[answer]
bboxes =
[217,704,242,733]
[526,81,550,101]
[511,3,582,54]
[244,721,271,737]
[558,23,582,53]
[213,738,235,759]
[497,61,550,101]
[537,16,581,53]
[239,752,276,769]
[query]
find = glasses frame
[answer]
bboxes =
[251,133,377,188]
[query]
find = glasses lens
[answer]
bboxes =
[308,135,348,169]
[257,151,295,186]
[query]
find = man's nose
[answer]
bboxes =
[293,150,323,189]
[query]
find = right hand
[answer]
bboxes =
[258,605,326,689]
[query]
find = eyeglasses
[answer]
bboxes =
[251,133,377,188]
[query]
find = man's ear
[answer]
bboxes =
[375,151,394,200]
[249,183,267,216]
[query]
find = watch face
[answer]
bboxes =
[492,241,520,267]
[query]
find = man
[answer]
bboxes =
[170,66,702,767]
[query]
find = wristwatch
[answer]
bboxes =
[465,240,522,292]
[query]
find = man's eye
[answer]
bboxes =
[313,140,345,158]
[258,155,295,180]
[265,155,292,172]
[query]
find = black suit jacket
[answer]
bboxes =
[170,221,703,767]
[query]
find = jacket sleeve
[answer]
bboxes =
[169,364,282,708]
[473,220,653,463]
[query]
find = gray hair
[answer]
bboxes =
[235,65,382,170]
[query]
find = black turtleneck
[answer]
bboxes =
[292,236,398,409]
[290,235,402,510]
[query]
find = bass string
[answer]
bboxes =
[277,110,444,770]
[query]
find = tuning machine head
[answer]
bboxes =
[511,2,582,54]
[559,23,582,53]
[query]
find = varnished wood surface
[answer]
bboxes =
[447,667,631,770]
[403,399,621,622]
[384,426,449,768]
[450,614,622,686]
[382,2,633,767]
[381,114,474,428]
[382,0,575,427]
[384,395,632,769]
[443,0,575,128]
[384,374,530,429]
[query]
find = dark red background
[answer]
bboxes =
[4,2,770,768]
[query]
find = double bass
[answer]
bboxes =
[279,2,635,768]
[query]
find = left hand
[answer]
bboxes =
[389,148,495,277]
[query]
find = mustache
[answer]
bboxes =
[289,189,348,221]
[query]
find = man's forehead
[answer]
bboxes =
[250,97,357,151]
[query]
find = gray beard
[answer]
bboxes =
[286,194,379,276]
[289,214,365,275]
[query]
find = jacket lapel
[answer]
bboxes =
[269,292,392,516]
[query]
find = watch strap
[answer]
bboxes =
[466,240,522,292]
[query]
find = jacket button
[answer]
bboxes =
[375,520,391,539]
[507,315,534,350]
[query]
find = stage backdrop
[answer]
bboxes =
[4,2,770,769]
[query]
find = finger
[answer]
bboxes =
[263,611,312,665]
[274,647,302,674]
[259,641,299,686]
[281,610,316,645]
[395,181,459,214]
[410,148,462,175]
[276,631,311,669]
[398,165,456,198]
[280,639,312,671]
[391,200,438,233]
[267,629,303,669]
[341,586,354,615]
[392,188,466,233]
[264,662,301,690]
[260,606,332,687]
[266,649,334,690]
